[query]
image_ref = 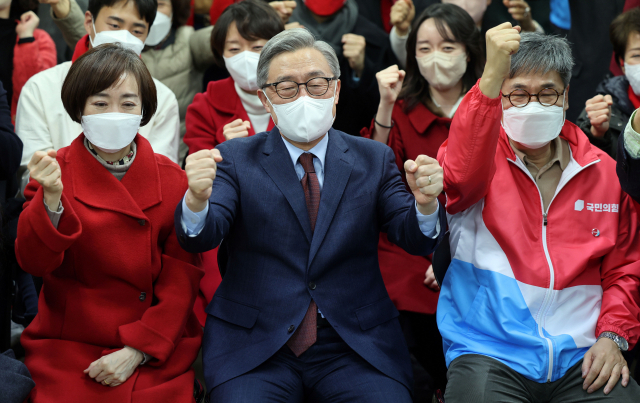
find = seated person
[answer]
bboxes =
[577,8,640,159]
[0,0,56,121]
[438,24,640,402]
[289,0,398,136]
[360,2,484,396]
[16,43,203,403]
[16,0,181,176]
[47,0,215,161]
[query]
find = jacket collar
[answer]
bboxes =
[404,100,449,133]
[66,134,162,219]
[500,120,600,167]
[72,35,91,62]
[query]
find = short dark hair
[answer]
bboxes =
[610,8,640,67]
[169,0,191,30]
[88,0,157,28]
[62,44,157,126]
[210,0,284,67]
[399,3,484,114]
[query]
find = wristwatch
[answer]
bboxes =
[598,332,629,351]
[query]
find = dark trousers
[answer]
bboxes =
[445,354,640,403]
[209,326,412,403]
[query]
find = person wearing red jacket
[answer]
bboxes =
[360,3,483,397]
[183,0,282,326]
[0,1,56,121]
[15,44,203,403]
[438,23,640,402]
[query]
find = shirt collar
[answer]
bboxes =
[511,136,569,171]
[281,133,329,170]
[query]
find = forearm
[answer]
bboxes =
[371,102,394,144]
[51,0,86,50]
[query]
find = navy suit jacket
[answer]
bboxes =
[174,127,445,390]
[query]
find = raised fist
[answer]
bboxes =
[585,94,613,138]
[342,34,366,78]
[404,155,443,216]
[376,65,406,106]
[223,119,251,141]
[390,0,415,37]
[185,149,223,213]
[269,1,297,24]
[28,149,63,210]
[480,22,522,98]
[16,11,39,39]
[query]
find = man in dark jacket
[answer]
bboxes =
[289,0,397,136]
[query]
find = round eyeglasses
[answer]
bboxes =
[502,88,565,108]
[262,77,337,99]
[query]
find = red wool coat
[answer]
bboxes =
[184,76,274,325]
[12,29,56,120]
[361,99,450,315]
[16,135,203,403]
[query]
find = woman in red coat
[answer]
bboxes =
[183,0,283,326]
[15,44,203,403]
[360,3,484,396]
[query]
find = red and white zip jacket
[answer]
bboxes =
[436,82,640,383]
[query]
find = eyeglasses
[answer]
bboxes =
[262,77,337,99]
[502,88,565,108]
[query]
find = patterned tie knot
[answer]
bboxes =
[299,153,316,174]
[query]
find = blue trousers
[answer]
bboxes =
[209,326,412,403]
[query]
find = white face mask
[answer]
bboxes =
[501,97,566,149]
[145,11,172,47]
[90,21,146,56]
[82,112,142,153]
[416,52,467,91]
[224,51,261,92]
[265,82,337,143]
[625,63,640,96]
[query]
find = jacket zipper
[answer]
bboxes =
[508,156,599,382]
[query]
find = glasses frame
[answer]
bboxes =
[262,77,337,100]
[502,87,565,108]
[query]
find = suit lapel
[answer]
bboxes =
[308,130,353,265]
[259,128,313,243]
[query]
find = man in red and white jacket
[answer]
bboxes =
[437,23,640,402]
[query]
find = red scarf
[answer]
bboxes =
[628,84,640,109]
[71,34,91,62]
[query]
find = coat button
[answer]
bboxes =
[288,325,295,333]
[308,281,316,290]
[139,292,146,301]
[138,219,146,226]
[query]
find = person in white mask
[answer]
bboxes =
[16,43,204,403]
[15,0,182,188]
[576,7,640,160]
[177,27,446,402]
[437,25,640,403]
[361,4,483,398]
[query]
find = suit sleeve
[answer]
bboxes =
[596,192,640,348]
[175,141,239,253]
[437,81,502,215]
[15,76,53,169]
[377,146,445,256]
[0,82,22,181]
[15,179,82,277]
[12,29,57,114]
[119,177,204,365]
[183,92,219,155]
[146,84,180,163]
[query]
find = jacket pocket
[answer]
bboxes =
[205,295,260,329]
[355,297,399,331]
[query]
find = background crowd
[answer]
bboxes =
[3,0,640,402]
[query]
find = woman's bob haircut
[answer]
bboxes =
[62,43,157,126]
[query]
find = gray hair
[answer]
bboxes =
[509,32,575,88]
[257,28,341,89]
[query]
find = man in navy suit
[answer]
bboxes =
[174,28,446,403]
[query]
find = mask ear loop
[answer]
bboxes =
[90,18,98,48]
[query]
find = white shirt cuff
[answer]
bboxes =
[180,192,209,237]
[415,201,440,239]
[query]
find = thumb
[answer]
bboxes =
[398,70,406,82]
[210,149,223,163]
[47,149,57,158]
[513,25,522,33]
[243,121,251,129]
[604,94,613,105]
[404,159,419,191]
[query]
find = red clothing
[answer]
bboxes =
[16,135,203,403]
[361,100,450,314]
[11,29,56,120]
[184,76,274,325]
